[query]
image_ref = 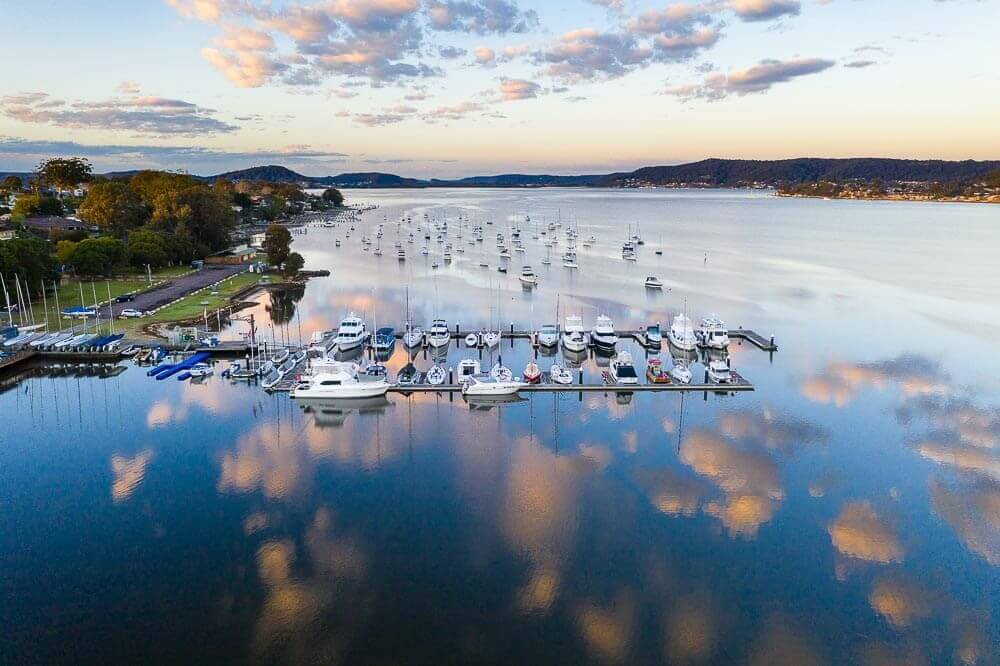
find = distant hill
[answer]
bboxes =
[212,165,308,184]
[319,172,428,188]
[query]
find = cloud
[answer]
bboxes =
[536,28,652,81]
[844,59,876,68]
[437,45,467,59]
[353,112,409,126]
[425,0,539,35]
[587,0,625,14]
[473,46,496,64]
[827,501,904,563]
[667,57,835,100]
[201,47,285,87]
[0,91,238,136]
[728,0,801,22]
[499,77,540,100]
[801,355,948,408]
[117,80,141,95]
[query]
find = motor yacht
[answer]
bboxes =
[644,276,663,289]
[669,358,692,384]
[457,358,481,381]
[668,314,697,351]
[697,316,730,350]
[427,319,451,349]
[707,359,733,384]
[519,266,538,287]
[373,327,396,353]
[290,363,390,399]
[461,374,523,397]
[335,313,369,351]
[562,315,588,352]
[609,352,639,385]
[591,315,619,353]
[537,323,558,348]
[644,322,663,348]
[548,363,573,385]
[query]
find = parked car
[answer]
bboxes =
[119,308,144,319]
[114,294,135,303]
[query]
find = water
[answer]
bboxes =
[2,189,997,664]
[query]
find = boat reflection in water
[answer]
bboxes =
[464,393,527,411]
[297,395,392,427]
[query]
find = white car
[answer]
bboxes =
[119,308,145,319]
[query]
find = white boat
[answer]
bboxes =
[644,276,663,289]
[427,319,451,348]
[290,364,390,399]
[670,359,692,384]
[490,363,513,382]
[549,363,573,384]
[698,316,730,350]
[609,352,639,385]
[188,363,213,378]
[403,325,423,349]
[461,374,523,397]
[591,315,618,352]
[644,322,662,347]
[562,315,588,352]
[482,330,500,349]
[523,361,541,383]
[537,323,558,348]
[518,266,537,286]
[308,330,336,354]
[335,313,369,351]
[426,364,447,386]
[464,332,479,347]
[708,359,733,384]
[457,358,481,381]
[668,314,697,351]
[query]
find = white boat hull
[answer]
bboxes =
[292,382,390,399]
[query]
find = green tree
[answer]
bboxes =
[322,188,344,206]
[284,251,304,277]
[77,180,147,233]
[70,237,127,276]
[262,223,292,266]
[127,230,169,268]
[259,195,287,222]
[12,194,63,218]
[0,175,23,192]
[35,157,93,190]
[0,237,58,295]
[55,240,78,266]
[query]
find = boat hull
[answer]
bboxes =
[291,382,390,399]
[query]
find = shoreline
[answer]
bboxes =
[776,192,999,204]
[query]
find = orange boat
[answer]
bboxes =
[646,358,670,383]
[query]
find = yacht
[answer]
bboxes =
[643,322,662,348]
[562,315,588,352]
[427,319,451,349]
[397,248,406,261]
[697,316,730,350]
[518,266,538,287]
[308,330,336,355]
[668,314,697,351]
[335,313,369,351]
[707,359,733,384]
[548,363,573,385]
[373,327,396,353]
[644,276,663,289]
[457,358,481,381]
[609,352,639,385]
[537,323,558,348]
[290,363,390,399]
[669,358,692,384]
[562,251,578,269]
[461,374,523,397]
[591,315,619,353]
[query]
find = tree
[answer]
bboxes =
[0,175,23,192]
[70,237,127,276]
[55,240,78,266]
[262,223,292,266]
[77,180,147,233]
[0,237,58,295]
[322,188,344,206]
[36,157,92,190]
[259,195,287,221]
[12,194,63,218]
[284,251,304,277]
[126,230,169,268]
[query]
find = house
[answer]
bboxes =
[249,232,266,249]
[204,245,256,265]
[22,215,87,234]
[0,223,15,241]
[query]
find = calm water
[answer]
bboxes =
[2,189,998,664]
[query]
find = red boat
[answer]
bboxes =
[646,358,670,383]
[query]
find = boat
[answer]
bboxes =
[591,315,618,353]
[482,330,500,349]
[697,316,730,350]
[548,363,573,384]
[461,374,523,397]
[562,252,578,269]
[609,352,639,385]
[373,327,396,353]
[646,358,670,383]
[309,330,336,354]
[644,322,662,348]
[427,319,451,348]
[644,276,663,289]
[290,363,390,399]
[708,359,734,384]
[397,248,406,260]
[490,362,513,382]
[562,315,588,352]
[426,364,447,386]
[335,313,369,351]
[668,314,697,351]
[670,358,692,384]
[402,325,423,349]
[518,266,537,287]
[464,332,480,347]
[523,361,541,384]
[457,358,481,381]
[537,323,558,348]
[397,362,418,385]
[188,363,213,378]
[270,347,291,365]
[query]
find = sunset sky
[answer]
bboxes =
[1,0,997,177]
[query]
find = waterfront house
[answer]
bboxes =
[205,245,256,265]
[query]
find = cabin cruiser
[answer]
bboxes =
[373,327,396,353]
[523,361,541,384]
[562,251,578,269]
[591,315,619,353]
[644,276,663,289]
[427,319,451,349]
[457,358,481,381]
[668,314,697,351]
[609,352,639,385]
[707,359,733,384]
[548,363,573,385]
[669,358,692,384]
[461,374,523,397]
[290,363,390,399]
[644,322,663,348]
[403,324,423,349]
[335,314,369,351]
[537,323,558,348]
[518,266,537,287]
[646,358,669,383]
[562,315,588,352]
[697,316,730,350]
[358,362,389,383]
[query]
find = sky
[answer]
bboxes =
[0,0,997,177]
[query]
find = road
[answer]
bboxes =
[107,264,248,318]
